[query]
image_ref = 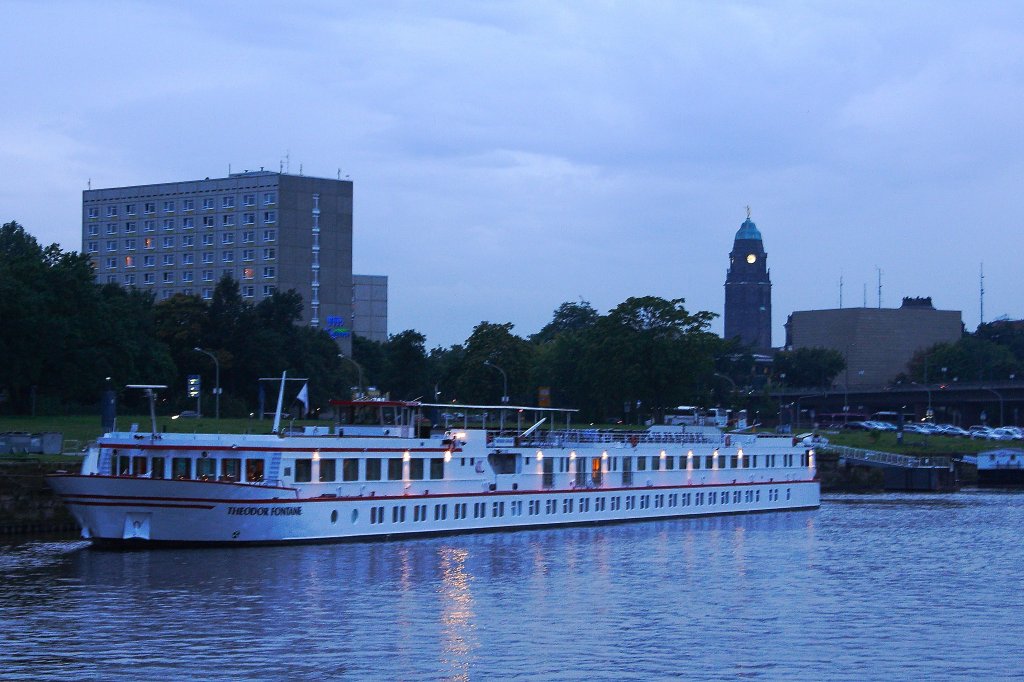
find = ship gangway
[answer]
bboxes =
[822,445,957,491]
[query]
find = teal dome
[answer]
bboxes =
[735,217,761,241]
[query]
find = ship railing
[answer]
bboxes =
[493,429,723,448]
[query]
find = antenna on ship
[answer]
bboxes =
[126,385,167,437]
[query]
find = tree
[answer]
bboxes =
[455,322,534,405]
[773,348,846,388]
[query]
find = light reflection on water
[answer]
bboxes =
[2,491,1023,680]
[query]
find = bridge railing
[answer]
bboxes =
[822,444,951,469]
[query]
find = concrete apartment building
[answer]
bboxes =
[352,274,388,343]
[785,297,963,388]
[82,170,389,352]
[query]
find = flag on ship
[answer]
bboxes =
[295,383,309,417]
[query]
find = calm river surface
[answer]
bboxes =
[2,491,1023,681]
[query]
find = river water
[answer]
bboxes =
[1,491,1022,681]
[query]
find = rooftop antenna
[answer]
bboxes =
[286,151,290,174]
[280,159,283,173]
[299,163,303,176]
[228,163,232,176]
[980,262,985,326]
[87,178,91,190]
[839,274,844,309]
[337,168,341,180]
[876,266,882,308]
[863,283,867,308]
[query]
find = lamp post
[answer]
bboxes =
[339,354,364,397]
[193,347,220,420]
[983,387,1004,426]
[483,360,509,432]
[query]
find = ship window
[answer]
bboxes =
[197,456,216,481]
[392,506,406,523]
[365,458,381,480]
[246,458,265,482]
[409,458,424,480]
[294,459,312,482]
[172,457,192,480]
[319,458,336,482]
[730,456,738,469]
[151,456,165,479]
[341,458,357,481]
[692,457,700,470]
[705,455,714,469]
[666,456,674,470]
[637,457,646,471]
[387,458,402,480]
[131,456,147,476]
[221,458,241,482]
[117,455,131,475]
[430,458,444,480]
[650,457,659,471]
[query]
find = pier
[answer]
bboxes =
[823,445,957,491]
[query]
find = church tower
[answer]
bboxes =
[724,208,772,350]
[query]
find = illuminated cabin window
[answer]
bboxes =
[409,458,424,480]
[294,459,312,483]
[365,458,381,481]
[319,458,336,482]
[197,456,216,481]
[387,459,402,480]
[245,459,264,482]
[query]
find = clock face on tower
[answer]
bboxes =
[746,253,757,264]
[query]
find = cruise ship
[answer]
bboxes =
[48,388,820,546]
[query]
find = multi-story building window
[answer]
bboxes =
[243,193,255,206]
[106,274,117,284]
[144,237,155,250]
[124,222,136,233]
[182,217,194,229]
[202,288,213,300]
[182,235,194,247]
[144,220,155,232]
[242,285,255,297]
[242,230,255,243]
[263,192,276,205]
[263,229,276,242]
[106,240,117,252]
[163,218,174,230]
[262,285,276,296]
[88,207,99,219]
[182,199,195,211]
[263,211,276,224]
[105,257,117,269]
[222,233,234,245]
[143,255,156,267]
[222,268,233,278]
[124,257,135,269]
[182,288,193,296]
[242,249,254,261]
[182,272,194,283]
[106,223,117,235]
[243,213,255,225]
[88,224,99,236]
[163,200,175,213]
[125,274,136,285]
[202,197,215,210]
[222,251,234,263]
[202,216,215,228]
[143,273,154,285]
[263,247,276,260]
[263,266,276,278]
[144,202,155,214]
[202,270,213,282]
[162,236,174,248]
[222,196,235,209]
[126,203,136,215]
[162,254,174,266]
[160,290,172,300]
[242,267,255,280]
[162,272,174,284]
[87,241,98,253]
[202,252,214,264]
[124,239,136,250]
[222,214,235,227]
[202,234,214,246]
[106,205,118,217]
[182,254,193,265]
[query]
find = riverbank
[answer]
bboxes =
[0,460,80,535]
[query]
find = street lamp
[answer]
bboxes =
[983,387,1005,426]
[338,354,364,397]
[483,360,509,432]
[193,347,220,419]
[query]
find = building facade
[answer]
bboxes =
[83,171,354,352]
[724,211,772,351]
[352,274,388,343]
[785,297,963,388]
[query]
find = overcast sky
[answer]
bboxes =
[2,1,1022,348]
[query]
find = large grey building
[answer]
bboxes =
[352,274,388,343]
[785,297,963,388]
[83,170,356,352]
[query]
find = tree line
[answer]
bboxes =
[3,220,856,422]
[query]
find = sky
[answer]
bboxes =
[2,1,1022,349]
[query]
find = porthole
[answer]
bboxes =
[351,509,358,524]
[331,510,338,523]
